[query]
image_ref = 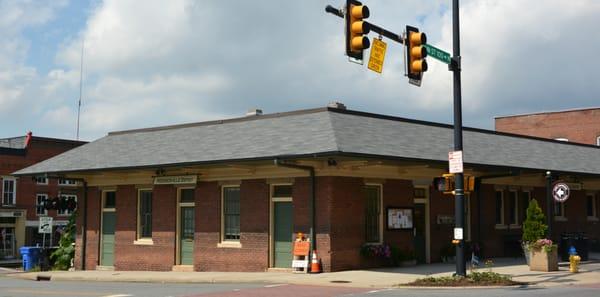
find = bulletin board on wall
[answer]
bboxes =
[387,207,414,230]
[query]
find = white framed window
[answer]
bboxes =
[364,184,383,244]
[597,136,600,146]
[58,178,77,186]
[587,194,598,221]
[221,186,241,242]
[36,194,48,216]
[137,189,153,240]
[554,201,567,221]
[2,177,16,206]
[495,190,506,228]
[57,194,77,216]
[35,176,48,185]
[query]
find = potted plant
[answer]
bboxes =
[529,238,558,271]
[522,199,547,265]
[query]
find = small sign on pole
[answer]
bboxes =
[448,151,464,174]
[367,38,387,73]
[39,217,53,234]
[454,227,463,240]
[552,182,570,202]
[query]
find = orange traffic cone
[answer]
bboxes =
[310,250,321,273]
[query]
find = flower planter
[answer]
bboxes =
[530,248,558,271]
[522,242,531,266]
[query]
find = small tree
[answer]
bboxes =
[522,199,547,244]
[50,210,76,270]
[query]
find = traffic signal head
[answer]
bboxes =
[346,0,370,60]
[433,174,455,194]
[406,25,428,81]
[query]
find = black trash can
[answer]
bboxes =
[560,232,589,261]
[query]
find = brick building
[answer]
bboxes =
[495,107,600,145]
[15,105,600,272]
[0,133,85,261]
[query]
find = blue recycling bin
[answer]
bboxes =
[20,247,42,271]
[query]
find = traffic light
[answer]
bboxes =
[433,174,477,194]
[405,25,428,82]
[345,0,370,61]
[433,174,455,194]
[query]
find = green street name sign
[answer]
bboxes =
[424,44,451,65]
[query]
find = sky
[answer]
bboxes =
[1,0,599,141]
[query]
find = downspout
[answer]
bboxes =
[274,159,316,252]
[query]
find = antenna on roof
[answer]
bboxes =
[76,39,85,140]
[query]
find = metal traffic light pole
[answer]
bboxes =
[450,0,466,277]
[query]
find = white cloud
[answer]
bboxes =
[3,0,600,140]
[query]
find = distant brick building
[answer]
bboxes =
[0,133,85,261]
[495,107,600,146]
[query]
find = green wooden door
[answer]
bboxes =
[180,207,195,265]
[273,202,293,268]
[100,211,116,266]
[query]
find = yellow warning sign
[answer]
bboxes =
[368,38,387,73]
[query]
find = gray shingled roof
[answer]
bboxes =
[13,108,600,176]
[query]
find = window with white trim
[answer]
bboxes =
[597,136,600,146]
[222,186,240,241]
[495,190,504,225]
[58,178,77,186]
[57,194,77,216]
[586,194,597,219]
[36,194,48,216]
[364,185,382,243]
[137,189,153,239]
[35,176,48,185]
[2,178,16,206]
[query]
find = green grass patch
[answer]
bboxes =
[405,271,523,287]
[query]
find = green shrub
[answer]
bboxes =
[50,211,76,270]
[522,199,547,244]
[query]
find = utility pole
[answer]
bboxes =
[450,0,466,277]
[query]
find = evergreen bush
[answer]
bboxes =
[522,199,547,244]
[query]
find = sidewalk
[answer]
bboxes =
[6,258,600,289]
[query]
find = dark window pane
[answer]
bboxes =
[519,192,530,223]
[223,187,240,240]
[180,188,195,203]
[509,191,517,224]
[495,191,503,224]
[104,191,116,208]
[364,186,380,243]
[139,190,152,238]
[586,196,594,217]
[273,185,292,198]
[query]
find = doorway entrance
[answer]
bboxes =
[100,191,116,267]
[270,185,293,268]
[413,186,430,263]
[177,188,195,266]
[0,227,16,259]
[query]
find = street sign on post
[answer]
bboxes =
[448,150,464,174]
[424,44,451,64]
[367,38,387,73]
[39,216,53,234]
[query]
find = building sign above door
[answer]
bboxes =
[154,175,197,185]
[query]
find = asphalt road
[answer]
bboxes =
[0,276,598,297]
